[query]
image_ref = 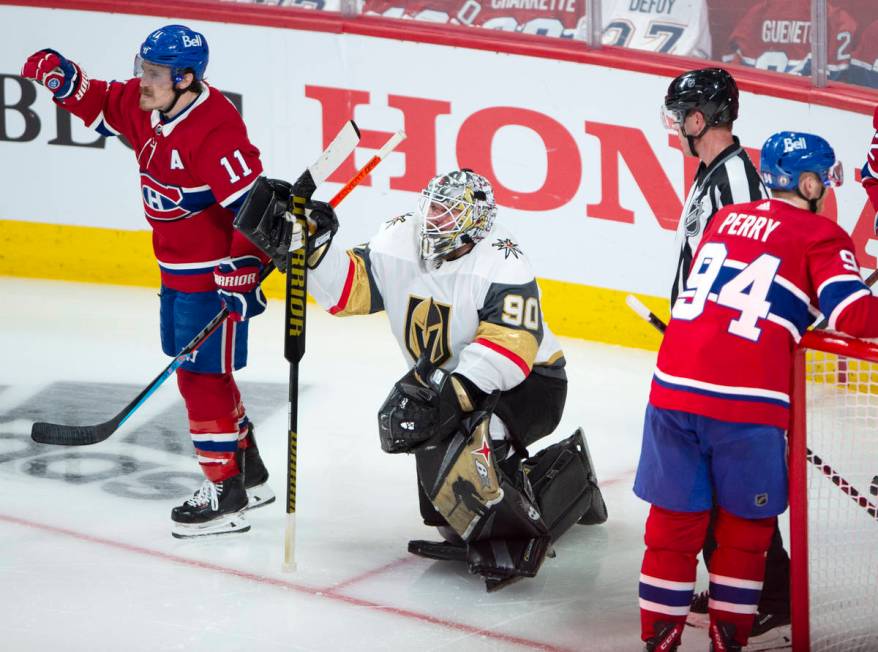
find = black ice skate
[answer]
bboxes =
[171,473,250,539]
[745,612,791,651]
[686,589,710,628]
[709,621,742,652]
[239,424,275,510]
[644,621,683,651]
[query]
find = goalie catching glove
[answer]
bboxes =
[233,176,340,272]
[377,360,482,454]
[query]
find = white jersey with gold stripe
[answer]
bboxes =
[309,214,564,393]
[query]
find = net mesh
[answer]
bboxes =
[803,348,878,651]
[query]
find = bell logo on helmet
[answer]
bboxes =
[783,136,807,153]
[181,34,203,48]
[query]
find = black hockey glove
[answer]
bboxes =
[377,364,481,454]
[233,176,295,272]
[304,200,338,269]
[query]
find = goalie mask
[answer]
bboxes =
[417,169,496,266]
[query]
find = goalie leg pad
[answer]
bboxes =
[415,413,551,585]
[407,539,467,562]
[524,428,608,541]
[467,535,552,589]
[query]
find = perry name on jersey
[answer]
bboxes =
[54,76,264,292]
[652,198,877,429]
[308,214,565,393]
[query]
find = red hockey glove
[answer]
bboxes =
[21,49,86,101]
[214,256,267,322]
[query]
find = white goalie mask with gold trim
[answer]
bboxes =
[417,169,497,266]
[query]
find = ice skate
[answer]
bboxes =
[171,473,250,539]
[239,424,275,510]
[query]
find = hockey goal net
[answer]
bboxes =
[789,331,878,652]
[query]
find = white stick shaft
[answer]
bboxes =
[283,513,297,572]
[626,294,653,322]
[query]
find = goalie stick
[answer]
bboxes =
[31,120,362,447]
[625,293,878,522]
[283,129,407,572]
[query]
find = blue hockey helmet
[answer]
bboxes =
[760,131,843,191]
[136,24,209,84]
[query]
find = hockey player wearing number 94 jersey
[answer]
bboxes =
[236,169,607,590]
[21,25,275,538]
[636,133,878,651]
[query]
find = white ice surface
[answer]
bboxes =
[0,277,711,651]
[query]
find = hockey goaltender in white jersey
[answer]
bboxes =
[311,201,565,399]
[234,168,607,591]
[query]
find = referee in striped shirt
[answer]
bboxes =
[663,68,768,305]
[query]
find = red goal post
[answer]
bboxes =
[789,330,878,652]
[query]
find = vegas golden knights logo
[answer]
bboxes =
[404,296,452,366]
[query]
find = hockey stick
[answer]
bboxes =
[807,450,878,520]
[283,129,406,572]
[625,293,878,522]
[31,120,362,447]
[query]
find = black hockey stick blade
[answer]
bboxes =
[31,418,122,446]
[30,362,171,445]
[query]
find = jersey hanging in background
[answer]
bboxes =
[362,0,587,40]
[601,0,711,58]
[844,20,878,89]
[308,214,565,394]
[56,77,264,292]
[722,0,857,80]
[652,198,878,429]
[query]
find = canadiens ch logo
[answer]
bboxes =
[140,173,191,221]
[404,296,452,367]
[492,238,522,259]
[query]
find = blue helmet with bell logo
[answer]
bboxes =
[760,131,843,191]
[137,24,209,84]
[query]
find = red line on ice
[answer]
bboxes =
[0,513,571,652]
[326,554,420,592]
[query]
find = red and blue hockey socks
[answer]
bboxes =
[177,369,247,482]
[640,505,711,645]
[707,508,776,646]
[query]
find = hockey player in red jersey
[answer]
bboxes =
[844,20,878,89]
[21,25,275,538]
[860,104,878,231]
[636,131,878,651]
